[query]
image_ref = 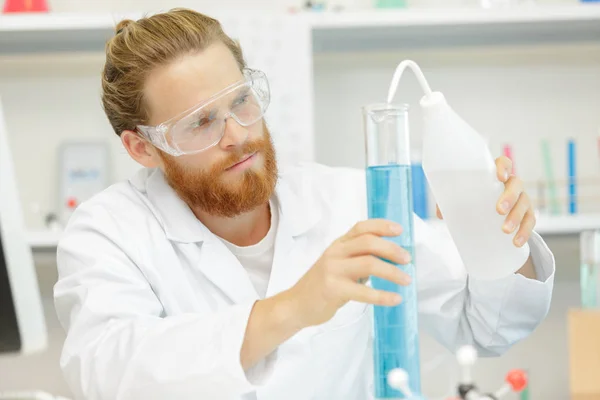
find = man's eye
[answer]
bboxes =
[190,113,217,130]
[233,94,250,106]
[192,118,210,128]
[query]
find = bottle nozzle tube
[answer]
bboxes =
[386,60,433,104]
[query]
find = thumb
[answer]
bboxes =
[436,205,443,219]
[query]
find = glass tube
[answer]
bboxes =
[581,230,600,309]
[363,103,421,399]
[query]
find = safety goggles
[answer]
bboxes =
[137,68,270,157]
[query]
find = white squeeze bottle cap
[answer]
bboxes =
[387,61,530,280]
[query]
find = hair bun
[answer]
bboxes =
[115,19,134,34]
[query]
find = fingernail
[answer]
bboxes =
[503,171,509,181]
[500,201,510,213]
[515,236,525,247]
[401,252,412,264]
[389,223,402,235]
[392,294,402,304]
[504,221,515,232]
[403,274,412,285]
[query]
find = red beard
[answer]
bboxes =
[160,126,278,218]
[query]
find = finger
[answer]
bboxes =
[496,156,513,183]
[497,176,524,215]
[345,256,412,286]
[342,234,412,265]
[436,205,443,219]
[513,209,536,248]
[340,280,402,306]
[341,219,402,242]
[502,193,530,234]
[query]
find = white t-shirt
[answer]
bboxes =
[221,198,278,299]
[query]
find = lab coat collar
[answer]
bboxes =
[140,168,209,243]
[137,167,322,244]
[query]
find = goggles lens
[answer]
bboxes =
[145,69,270,155]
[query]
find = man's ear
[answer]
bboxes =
[120,130,161,168]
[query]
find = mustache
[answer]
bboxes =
[214,139,270,172]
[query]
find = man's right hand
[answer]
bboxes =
[288,219,413,329]
[240,219,412,370]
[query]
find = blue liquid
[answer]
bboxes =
[411,163,429,220]
[366,164,421,399]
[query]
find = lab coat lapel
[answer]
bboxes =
[197,237,259,304]
[266,173,322,297]
[142,168,258,304]
[267,222,295,297]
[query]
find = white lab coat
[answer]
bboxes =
[54,163,555,400]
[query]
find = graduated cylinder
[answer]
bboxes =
[363,103,421,399]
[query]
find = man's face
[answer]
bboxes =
[143,43,278,218]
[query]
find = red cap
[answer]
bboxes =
[506,369,527,392]
[67,197,78,209]
[3,0,49,12]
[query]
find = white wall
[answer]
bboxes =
[0,54,139,229]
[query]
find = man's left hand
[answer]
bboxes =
[493,156,536,248]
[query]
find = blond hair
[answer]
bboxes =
[101,8,246,136]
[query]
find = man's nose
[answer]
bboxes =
[218,117,248,149]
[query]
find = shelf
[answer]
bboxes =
[27,229,62,249]
[311,4,600,52]
[534,214,600,236]
[1,5,600,54]
[0,12,141,54]
[427,213,600,237]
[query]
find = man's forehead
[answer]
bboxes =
[144,43,243,124]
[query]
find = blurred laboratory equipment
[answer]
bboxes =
[580,230,600,309]
[0,97,47,356]
[303,1,327,11]
[0,392,72,400]
[58,142,110,225]
[363,102,421,398]
[302,0,371,11]
[534,137,599,216]
[44,213,63,232]
[2,0,48,13]
[540,139,560,215]
[568,139,577,215]
[27,202,64,232]
[502,144,515,175]
[597,130,600,163]
[302,0,407,10]
[387,345,528,400]
[374,0,407,8]
[387,60,529,281]
[0,98,70,399]
[480,0,536,8]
